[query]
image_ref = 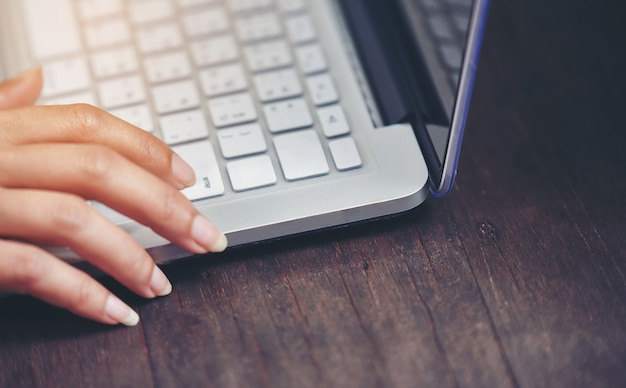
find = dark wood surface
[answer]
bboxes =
[1,1,625,387]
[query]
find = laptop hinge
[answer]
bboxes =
[336,0,447,127]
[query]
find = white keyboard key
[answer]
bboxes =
[244,40,292,73]
[182,7,229,37]
[329,137,362,171]
[190,35,239,67]
[199,63,247,97]
[317,105,350,137]
[227,0,273,13]
[136,23,183,54]
[144,51,192,84]
[152,80,200,114]
[110,104,154,132]
[129,0,174,25]
[227,155,277,192]
[173,140,225,200]
[208,93,257,128]
[177,0,218,8]
[286,15,316,44]
[84,19,131,49]
[296,44,327,74]
[263,98,313,133]
[217,123,267,158]
[21,0,81,59]
[253,69,302,102]
[278,0,306,13]
[76,0,123,20]
[43,91,96,106]
[235,13,282,43]
[306,73,339,106]
[160,110,209,145]
[274,129,329,181]
[41,57,90,97]
[90,46,138,78]
[97,75,146,109]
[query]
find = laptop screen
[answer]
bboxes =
[399,0,489,196]
[338,0,489,196]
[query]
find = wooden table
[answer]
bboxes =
[2,1,625,387]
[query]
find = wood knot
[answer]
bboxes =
[479,222,498,239]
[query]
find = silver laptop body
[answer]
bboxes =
[0,0,489,263]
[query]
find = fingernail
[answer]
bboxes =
[171,152,196,188]
[150,265,172,297]
[191,215,228,253]
[104,295,140,327]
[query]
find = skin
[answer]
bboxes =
[0,68,227,326]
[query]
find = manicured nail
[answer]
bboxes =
[191,215,228,253]
[150,265,172,297]
[104,295,140,327]
[171,152,196,189]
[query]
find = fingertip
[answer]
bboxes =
[104,294,140,327]
[0,66,44,108]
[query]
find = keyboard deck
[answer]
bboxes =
[22,0,364,201]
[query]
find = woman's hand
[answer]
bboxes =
[0,68,227,326]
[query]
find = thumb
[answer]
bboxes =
[0,67,43,109]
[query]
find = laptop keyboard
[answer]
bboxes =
[22,0,363,201]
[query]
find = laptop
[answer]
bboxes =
[0,0,489,264]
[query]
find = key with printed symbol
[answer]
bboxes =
[306,73,339,106]
[217,123,267,158]
[199,63,247,97]
[144,51,192,84]
[253,68,302,102]
[90,46,138,79]
[235,12,282,43]
[182,7,229,37]
[152,80,200,114]
[160,110,209,145]
[244,40,292,73]
[173,140,225,200]
[190,35,239,67]
[136,23,183,54]
[317,105,350,137]
[263,98,313,133]
[296,44,327,74]
[97,75,146,109]
[285,15,316,44]
[208,93,258,128]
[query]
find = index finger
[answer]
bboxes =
[0,103,196,189]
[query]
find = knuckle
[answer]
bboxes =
[156,188,182,224]
[126,253,154,287]
[77,146,118,181]
[47,195,91,233]
[67,103,105,139]
[70,274,98,309]
[9,247,46,292]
